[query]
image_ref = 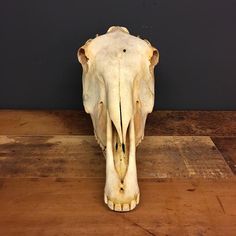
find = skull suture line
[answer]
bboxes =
[78,26,159,212]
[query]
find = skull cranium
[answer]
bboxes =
[78,26,159,211]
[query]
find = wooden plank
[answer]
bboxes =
[0,110,236,136]
[211,137,236,174]
[147,110,236,136]
[0,110,93,135]
[0,111,235,235]
[0,135,232,178]
[0,178,235,236]
[138,136,233,179]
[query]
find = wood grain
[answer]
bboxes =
[212,137,236,174]
[0,110,235,235]
[0,110,235,136]
[0,110,93,135]
[0,135,232,178]
[147,110,236,136]
[0,178,235,236]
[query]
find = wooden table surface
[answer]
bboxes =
[0,110,235,236]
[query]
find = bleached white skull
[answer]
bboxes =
[77,26,159,211]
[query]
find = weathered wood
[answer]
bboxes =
[147,110,236,136]
[0,178,235,236]
[138,136,233,179]
[0,135,232,178]
[0,111,235,235]
[0,110,235,136]
[212,137,236,174]
[0,110,93,135]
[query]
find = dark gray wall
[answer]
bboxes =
[0,0,236,110]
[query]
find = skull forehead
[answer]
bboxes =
[86,31,152,77]
[94,50,145,78]
[87,30,153,60]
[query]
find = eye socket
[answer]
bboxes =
[150,48,159,66]
[78,47,89,65]
[123,49,126,52]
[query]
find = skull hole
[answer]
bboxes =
[122,143,125,153]
[78,47,88,64]
[150,49,159,66]
[111,120,130,180]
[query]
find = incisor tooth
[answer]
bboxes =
[104,194,108,204]
[114,203,122,211]
[122,203,130,211]
[136,193,140,204]
[130,200,136,210]
[108,200,114,210]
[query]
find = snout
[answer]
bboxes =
[106,78,134,146]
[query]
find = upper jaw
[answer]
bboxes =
[110,118,131,181]
[106,110,135,182]
[105,112,140,211]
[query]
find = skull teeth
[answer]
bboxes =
[104,194,139,212]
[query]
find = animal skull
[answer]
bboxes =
[77,26,159,211]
